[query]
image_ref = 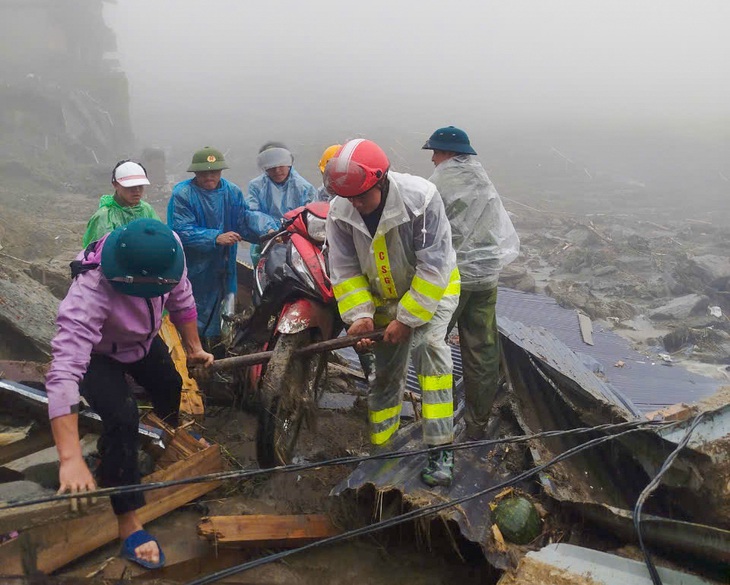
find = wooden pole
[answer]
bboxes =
[206,330,385,374]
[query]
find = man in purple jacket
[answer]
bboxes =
[45,219,214,568]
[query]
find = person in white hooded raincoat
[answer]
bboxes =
[423,126,519,439]
[246,142,317,265]
[324,139,461,487]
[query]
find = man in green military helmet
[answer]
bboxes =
[167,147,257,347]
[423,126,520,440]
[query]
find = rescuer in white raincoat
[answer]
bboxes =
[324,138,460,487]
[423,126,519,439]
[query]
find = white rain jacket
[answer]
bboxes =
[429,155,519,289]
[326,172,459,329]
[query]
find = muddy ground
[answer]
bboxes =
[1,172,729,583]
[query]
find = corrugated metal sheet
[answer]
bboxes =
[497,288,724,412]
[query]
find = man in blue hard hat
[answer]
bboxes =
[423,126,520,440]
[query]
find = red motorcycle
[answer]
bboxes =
[225,201,341,467]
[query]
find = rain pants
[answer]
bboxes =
[167,177,256,339]
[82,194,160,247]
[246,169,316,264]
[326,172,460,446]
[429,155,519,432]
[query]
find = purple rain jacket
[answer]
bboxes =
[45,233,197,419]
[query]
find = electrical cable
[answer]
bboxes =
[632,411,707,585]
[185,423,651,585]
[0,419,667,511]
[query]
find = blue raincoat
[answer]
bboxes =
[245,169,317,236]
[167,177,256,339]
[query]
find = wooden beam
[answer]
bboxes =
[0,444,224,575]
[0,428,54,467]
[197,514,339,548]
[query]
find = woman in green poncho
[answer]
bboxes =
[82,160,161,247]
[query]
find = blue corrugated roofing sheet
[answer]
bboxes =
[497,288,723,412]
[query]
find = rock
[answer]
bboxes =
[688,254,730,289]
[0,262,59,360]
[648,294,709,321]
[500,264,536,293]
[593,265,617,277]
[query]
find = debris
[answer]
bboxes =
[614,361,625,368]
[197,514,340,547]
[645,403,697,422]
[707,305,723,319]
[0,438,224,574]
[497,543,715,585]
[658,353,673,364]
[577,312,594,346]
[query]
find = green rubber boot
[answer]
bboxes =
[420,447,454,487]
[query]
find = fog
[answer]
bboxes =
[105,0,729,203]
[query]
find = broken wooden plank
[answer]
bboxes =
[142,413,206,469]
[0,425,32,447]
[158,319,205,420]
[577,312,594,346]
[0,428,55,467]
[0,444,224,574]
[197,514,339,548]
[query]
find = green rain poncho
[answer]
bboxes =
[82,194,161,247]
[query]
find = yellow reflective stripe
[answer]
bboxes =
[422,401,454,420]
[371,420,400,445]
[369,404,401,424]
[400,291,434,322]
[337,290,374,314]
[373,235,398,299]
[444,268,461,296]
[333,275,370,298]
[418,374,453,392]
[412,275,445,302]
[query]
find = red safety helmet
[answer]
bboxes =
[324,139,390,198]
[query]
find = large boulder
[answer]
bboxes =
[688,255,730,290]
[648,294,709,321]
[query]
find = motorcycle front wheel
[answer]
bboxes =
[256,329,327,468]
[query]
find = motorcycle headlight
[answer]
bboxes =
[306,213,327,243]
[290,246,317,290]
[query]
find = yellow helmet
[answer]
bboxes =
[318,144,342,174]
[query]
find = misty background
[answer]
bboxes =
[102,1,729,213]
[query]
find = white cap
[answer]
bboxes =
[114,161,150,187]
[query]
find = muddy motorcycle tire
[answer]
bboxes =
[256,330,327,468]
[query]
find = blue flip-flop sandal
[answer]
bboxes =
[120,529,166,569]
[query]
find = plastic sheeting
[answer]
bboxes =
[82,195,160,247]
[245,169,316,236]
[167,177,256,338]
[429,155,519,289]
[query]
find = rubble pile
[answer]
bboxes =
[511,210,730,370]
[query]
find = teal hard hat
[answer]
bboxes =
[187,146,229,172]
[422,126,477,155]
[101,219,184,298]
